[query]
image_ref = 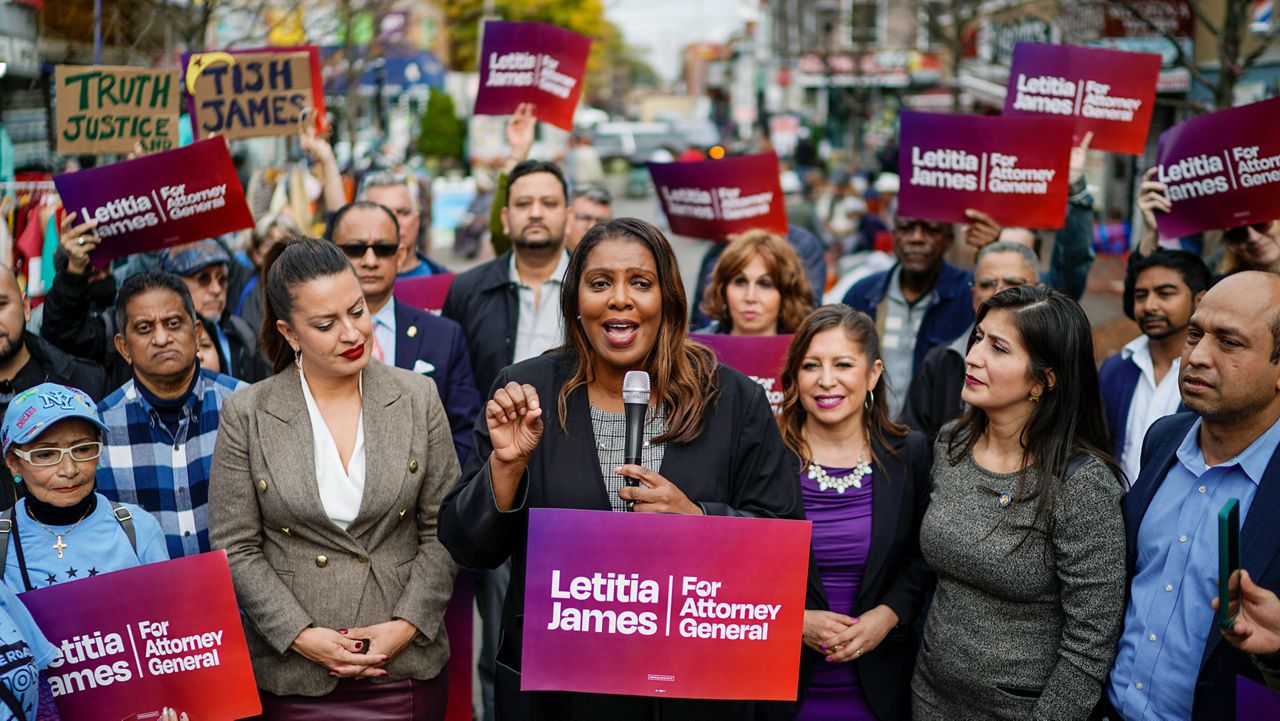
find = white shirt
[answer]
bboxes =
[510,251,569,364]
[372,297,397,365]
[1120,334,1183,487]
[300,368,366,530]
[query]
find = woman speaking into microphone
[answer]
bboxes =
[440,218,803,721]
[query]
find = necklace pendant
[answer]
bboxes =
[52,536,67,559]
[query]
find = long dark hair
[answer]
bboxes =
[947,286,1122,548]
[779,305,908,473]
[557,218,719,443]
[261,236,356,373]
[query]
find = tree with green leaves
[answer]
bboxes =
[417,88,465,168]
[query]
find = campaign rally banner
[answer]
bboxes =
[692,333,791,416]
[1153,97,1280,239]
[53,138,254,268]
[55,66,181,155]
[649,153,789,241]
[395,272,455,314]
[1239,675,1280,718]
[522,508,810,700]
[20,552,260,720]
[897,111,1073,228]
[182,46,325,140]
[1003,42,1161,155]
[474,21,592,131]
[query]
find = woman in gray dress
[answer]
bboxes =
[912,286,1126,721]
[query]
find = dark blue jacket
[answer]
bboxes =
[841,262,974,374]
[1099,352,1143,461]
[1123,412,1280,720]
[392,300,482,466]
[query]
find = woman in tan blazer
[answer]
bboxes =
[210,237,459,719]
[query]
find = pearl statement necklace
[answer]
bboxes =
[807,454,872,493]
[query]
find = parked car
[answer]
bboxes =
[591,122,684,166]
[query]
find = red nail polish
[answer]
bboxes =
[339,628,348,634]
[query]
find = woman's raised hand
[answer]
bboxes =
[487,382,544,463]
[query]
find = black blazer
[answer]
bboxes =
[391,299,482,464]
[438,351,804,721]
[763,431,934,721]
[1123,412,1280,720]
[440,252,519,397]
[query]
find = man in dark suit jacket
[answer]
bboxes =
[328,201,481,464]
[1107,271,1280,721]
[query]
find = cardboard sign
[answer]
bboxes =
[1003,42,1161,155]
[394,273,454,314]
[474,21,592,131]
[649,153,789,241]
[1238,675,1280,718]
[182,46,325,140]
[897,111,1074,229]
[55,66,181,155]
[53,138,254,268]
[20,552,260,720]
[522,508,810,700]
[691,333,791,416]
[1153,97,1280,239]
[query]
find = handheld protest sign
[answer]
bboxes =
[691,333,791,416]
[649,152,789,241]
[522,509,810,700]
[20,552,261,720]
[394,273,455,315]
[1003,42,1161,155]
[55,66,181,155]
[182,45,326,141]
[53,138,254,268]
[1154,97,1280,240]
[474,20,592,131]
[897,111,1073,229]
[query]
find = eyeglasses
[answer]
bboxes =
[12,442,103,467]
[574,211,610,226]
[1224,222,1273,244]
[973,277,1033,292]
[191,267,228,288]
[338,242,400,259]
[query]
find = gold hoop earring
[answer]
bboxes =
[294,350,302,369]
[865,389,875,409]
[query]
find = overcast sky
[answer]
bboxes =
[605,0,748,81]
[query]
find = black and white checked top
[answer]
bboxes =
[589,404,667,512]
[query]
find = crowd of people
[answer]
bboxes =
[0,101,1276,721]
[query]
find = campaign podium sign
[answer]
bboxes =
[522,508,810,700]
[691,333,792,416]
[20,551,261,720]
[649,152,789,241]
[53,138,253,268]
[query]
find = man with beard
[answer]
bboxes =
[1107,271,1280,721]
[1100,249,1211,487]
[441,158,569,721]
[0,266,107,507]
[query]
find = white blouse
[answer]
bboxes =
[300,369,366,530]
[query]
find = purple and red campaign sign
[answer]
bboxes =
[54,138,254,268]
[475,21,592,132]
[692,333,791,416]
[20,551,261,720]
[1153,96,1280,239]
[649,153,789,241]
[897,111,1073,229]
[395,273,455,314]
[522,508,810,700]
[1238,675,1280,718]
[1004,42,1161,155]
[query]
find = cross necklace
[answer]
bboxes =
[27,505,93,559]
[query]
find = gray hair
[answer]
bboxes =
[977,241,1041,274]
[357,171,421,212]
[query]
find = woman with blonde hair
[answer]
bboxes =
[699,230,815,335]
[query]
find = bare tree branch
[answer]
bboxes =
[1241,26,1280,68]
[1100,0,1218,91]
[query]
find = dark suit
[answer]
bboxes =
[1118,412,1280,720]
[441,252,518,397]
[392,299,482,464]
[438,351,804,721]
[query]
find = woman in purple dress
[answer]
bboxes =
[777,305,933,721]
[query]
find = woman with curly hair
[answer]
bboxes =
[700,230,815,336]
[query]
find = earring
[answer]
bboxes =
[1029,388,1042,403]
[12,475,20,485]
[294,349,302,369]
[865,389,875,410]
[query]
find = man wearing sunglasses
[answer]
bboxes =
[328,202,481,464]
[841,215,975,418]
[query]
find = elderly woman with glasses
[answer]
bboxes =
[0,383,168,594]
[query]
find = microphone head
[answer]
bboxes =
[622,370,651,405]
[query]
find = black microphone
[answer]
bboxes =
[622,371,650,493]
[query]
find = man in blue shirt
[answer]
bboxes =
[96,271,246,559]
[1107,271,1280,720]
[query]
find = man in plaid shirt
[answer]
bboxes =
[96,270,248,558]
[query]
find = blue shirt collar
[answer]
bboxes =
[1176,415,1280,485]
[373,296,396,331]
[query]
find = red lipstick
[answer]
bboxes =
[340,344,366,361]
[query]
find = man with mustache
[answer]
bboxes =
[441,158,569,721]
[1107,271,1280,721]
[1099,250,1211,487]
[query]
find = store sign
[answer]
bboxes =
[0,5,40,78]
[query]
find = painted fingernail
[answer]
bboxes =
[820,644,828,650]
[824,657,834,663]
[339,628,348,634]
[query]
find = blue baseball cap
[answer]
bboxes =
[1,383,108,455]
[160,240,231,277]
